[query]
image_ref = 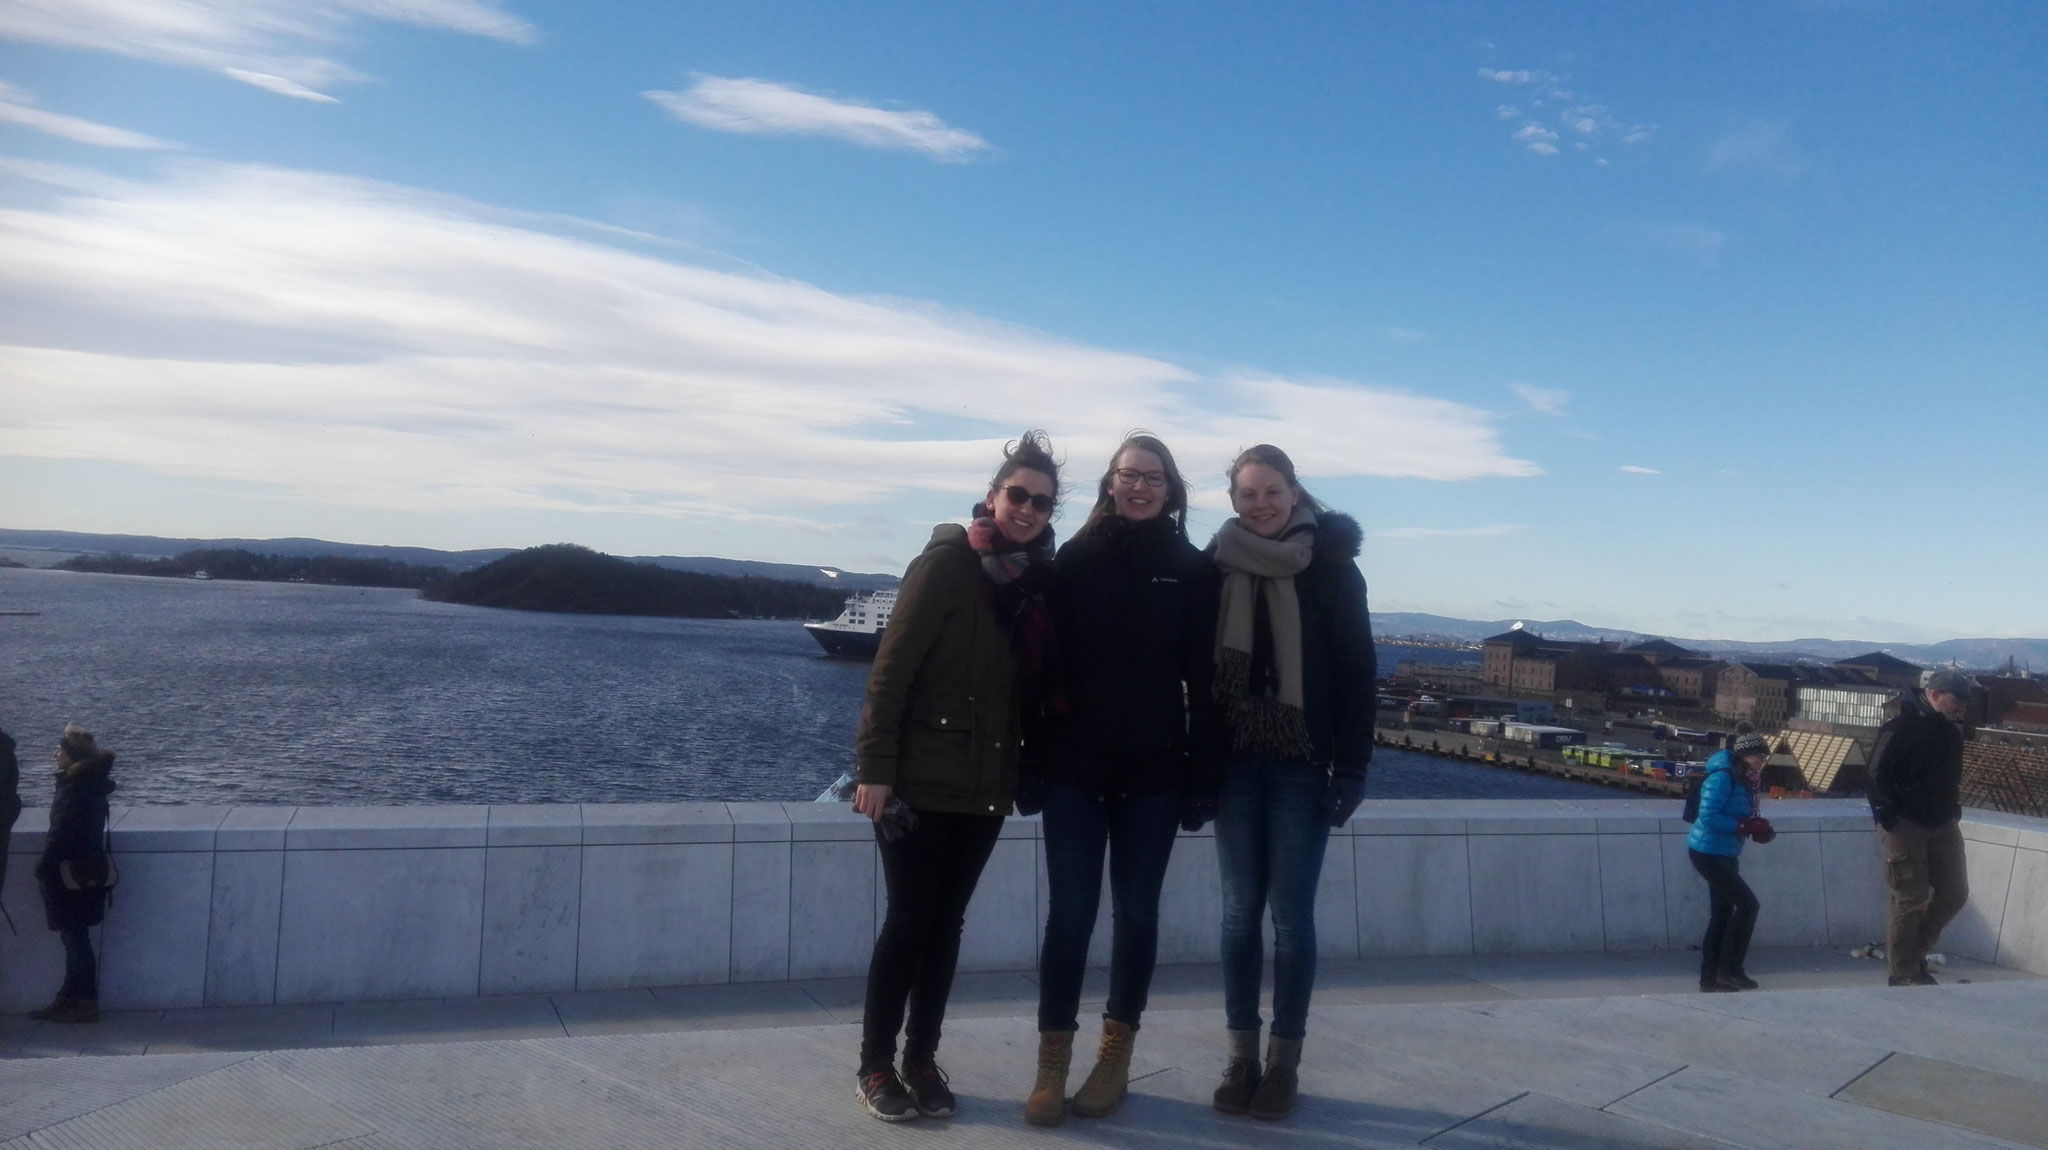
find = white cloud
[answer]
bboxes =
[646,76,990,162]
[0,84,174,149]
[1619,465,1661,475]
[1382,325,1429,344]
[1377,524,1526,541]
[1480,67,1654,163]
[0,0,534,101]
[1709,122,1805,179]
[0,160,1538,533]
[1508,382,1568,416]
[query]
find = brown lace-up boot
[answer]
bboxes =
[1212,1028,1262,1114]
[1024,1029,1074,1126]
[1070,1019,1135,1117]
[1247,1034,1301,1119]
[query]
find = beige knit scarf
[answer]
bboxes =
[1212,506,1317,758]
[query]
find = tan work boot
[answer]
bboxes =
[1024,1029,1075,1126]
[1070,1018,1136,1117]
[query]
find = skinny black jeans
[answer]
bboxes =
[59,925,98,1000]
[859,809,1005,1073]
[1689,848,1759,985]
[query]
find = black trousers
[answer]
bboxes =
[859,810,1005,1073]
[1689,849,1759,985]
[59,925,99,1000]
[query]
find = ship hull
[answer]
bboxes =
[805,623,883,658]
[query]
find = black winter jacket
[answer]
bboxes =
[1210,512,1378,781]
[1868,691,1963,829]
[1042,514,1223,800]
[37,750,116,931]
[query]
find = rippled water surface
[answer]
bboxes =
[0,569,1630,807]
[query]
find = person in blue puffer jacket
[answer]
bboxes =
[1687,732,1776,992]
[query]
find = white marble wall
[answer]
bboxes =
[4,799,2045,1011]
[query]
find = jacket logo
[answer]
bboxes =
[1151,577,1179,584]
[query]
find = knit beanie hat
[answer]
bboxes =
[1731,732,1769,759]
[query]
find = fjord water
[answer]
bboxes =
[0,568,1626,807]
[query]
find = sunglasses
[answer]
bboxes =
[1000,485,1056,513]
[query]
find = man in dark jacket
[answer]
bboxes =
[1868,669,1972,987]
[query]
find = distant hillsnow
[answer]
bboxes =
[5,529,2041,669]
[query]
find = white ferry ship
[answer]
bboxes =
[803,588,896,658]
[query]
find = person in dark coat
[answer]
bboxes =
[1023,433,1222,1125]
[1205,444,1376,1121]
[850,430,1061,1123]
[1869,669,1973,986]
[1,724,20,915]
[33,724,117,1024]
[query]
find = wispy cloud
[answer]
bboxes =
[0,160,1537,538]
[1620,465,1661,475]
[0,0,535,102]
[0,81,174,149]
[1382,325,1429,344]
[1624,222,1727,268]
[646,76,990,162]
[1508,382,1568,416]
[1377,524,1527,541]
[1479,65,1654,162]
[1709,122,1806,179]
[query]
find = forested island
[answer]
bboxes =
[58,548,450,588]
[422,544,845,620]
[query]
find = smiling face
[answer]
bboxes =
[1109,446,1168,521]
[988,466,1055,545]
[1231,461,1298,538]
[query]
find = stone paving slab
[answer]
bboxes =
[1838,1052,2048,1149]
[2,984,2046,1149]
[1677,985,2048,1084]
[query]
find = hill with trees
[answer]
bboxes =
[421,544,844,620]
[57,548,448,589]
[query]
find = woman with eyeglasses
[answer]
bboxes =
[1021,433,1222,1126]
[851,430,1063,1123]
[1206,444,1375,1120]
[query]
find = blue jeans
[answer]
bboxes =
[1215,754,1331,1040]
[1037,782,1182,1032]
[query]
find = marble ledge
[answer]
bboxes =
[284,805,489,850]
[580,802,733,846]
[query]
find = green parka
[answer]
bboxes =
[854,523,1022,816]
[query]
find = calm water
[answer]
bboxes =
[0,569,1624,807]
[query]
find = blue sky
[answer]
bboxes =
[1,1,2042,643]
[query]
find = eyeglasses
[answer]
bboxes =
[1112,468,1167,488]
[1001,485,1056,513]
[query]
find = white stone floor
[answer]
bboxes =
[4,948,2046,1148]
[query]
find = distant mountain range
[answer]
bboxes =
[1371,612,2048,673]
[0,529,899,592]
[7,529,2041,670]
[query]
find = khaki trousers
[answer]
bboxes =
[1877,818,1968,982]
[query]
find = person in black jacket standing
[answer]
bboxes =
[1206,444,1375,1121]
[1023,434,1221,1126]
[32,724,117,1024]
[1869,669,1974,987]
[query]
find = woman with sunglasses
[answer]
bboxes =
[1206,444,1374,1120]
[851,430,1063,1123]
[1022,433,1222,1125]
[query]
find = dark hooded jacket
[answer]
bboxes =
[854,523,1025,816]
[1210,511,1378,781]
[1868,690,1963,829]
[1041,513,1224,800]
[37,749,117,930]
[0,727,18,899]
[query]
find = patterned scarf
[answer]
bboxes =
[1211,506,1317,759]
[969,504,1064,722]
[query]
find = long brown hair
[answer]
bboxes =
[1078,432,1190,540]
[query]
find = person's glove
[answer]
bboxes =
[1179,795,1218,832]
[1737,815,1776,844]
[1013,776,1044,817]
[1327,773,1366,828]
[877,798,920,843]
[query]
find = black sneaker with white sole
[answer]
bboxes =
[901,1061,955,1118]
[856,1069,919,1122]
